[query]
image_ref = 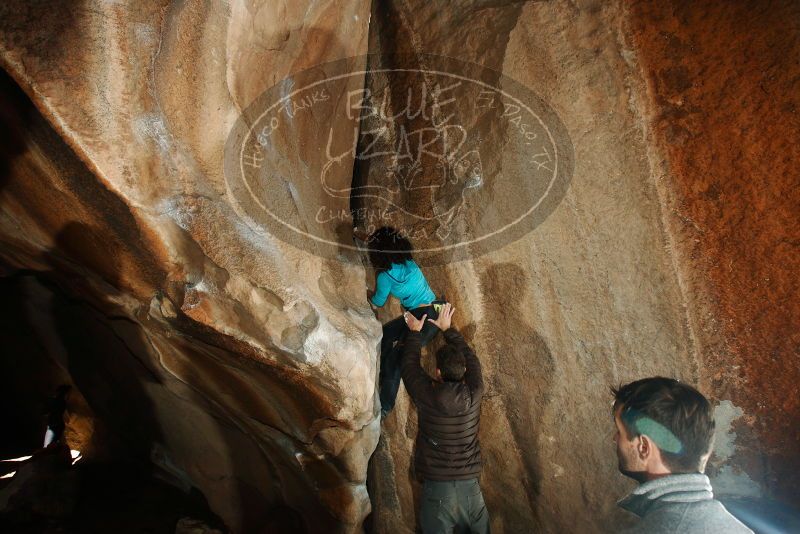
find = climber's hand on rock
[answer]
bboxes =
[404,312,427,332]
[428,303,454,331]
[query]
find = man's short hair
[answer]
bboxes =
[436,344,466,381]
[612,377,715,473]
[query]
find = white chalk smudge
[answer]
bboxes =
[713,465,762,498]
[135,113,171,153]
[713,400,744,462]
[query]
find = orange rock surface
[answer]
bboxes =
[627,0,800,503]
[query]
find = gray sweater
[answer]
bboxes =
[618,474,753,533]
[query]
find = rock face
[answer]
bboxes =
[364,2,697,532]
[0,1,797,533]
[0,2,378,532]
[626,0,800,504]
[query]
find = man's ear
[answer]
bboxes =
[637,434,652,460]
[435,368,442,380]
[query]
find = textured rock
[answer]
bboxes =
[0,1,797,533]
[366,0,799,532]
[364,2,695,532]
[625,0,800,504]
[0,1,377,532]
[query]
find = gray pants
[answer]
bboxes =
[420,478,490,534]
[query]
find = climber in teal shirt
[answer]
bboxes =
[361,227,443,417]
[370,260,436,311]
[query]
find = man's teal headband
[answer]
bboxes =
[622,410,684,455]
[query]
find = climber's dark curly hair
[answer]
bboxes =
[367,226,414,271]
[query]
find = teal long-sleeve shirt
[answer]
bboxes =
[370,260,436,310]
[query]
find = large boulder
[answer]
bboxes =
[0,1,377,532]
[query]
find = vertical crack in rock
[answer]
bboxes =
[358,2,534,532]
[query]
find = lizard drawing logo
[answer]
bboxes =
[320,116,484,239]
[224,54,574,264]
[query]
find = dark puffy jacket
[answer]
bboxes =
[401,328,484,481]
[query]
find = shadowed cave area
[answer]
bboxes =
[1,1,799,533]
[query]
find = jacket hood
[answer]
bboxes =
[618,473,714,518]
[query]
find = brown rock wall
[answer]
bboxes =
[365,1,697,532]
[625,0,800,503]
[0,1,377,532]
[1,0,797,532]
